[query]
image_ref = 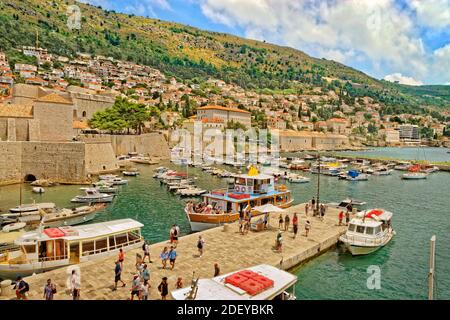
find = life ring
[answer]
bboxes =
[235,186,240,192]
[241,186,246,193]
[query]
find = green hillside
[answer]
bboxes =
[0,0,448,111]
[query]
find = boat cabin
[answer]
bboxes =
[0,219,143,278]
[201,167,292,214]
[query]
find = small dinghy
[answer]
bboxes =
[32,187,45,194]
[2,222,26,233]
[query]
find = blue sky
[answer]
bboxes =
[78,0,450,85]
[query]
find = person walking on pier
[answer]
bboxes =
[311,197,316,208]
[169,246,177,270]
[276,230,283,252]
[338,211,344,226]
[239,209,245,234]
[284,214,290,231]
[278,214,284,230]
[305,203,309,216]
[158,277,169,300]
[141,264,150,284]
[14,276,29,300]
[320,204,326,221]
[113,261,126,291]
[142,241,152,263]
[214,263,220,277]
[141,280,149,300]
[176,277,183,289]
[118,248,125,271]
[345,210,350,226]
[197,235,205,257]
[292,212,299,239]
[130,275,141,300]
[305,220,311,237]
[160,247,169,269]
[43,278,56,300]
[70,269,81,300]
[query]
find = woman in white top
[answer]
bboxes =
[70,270,81,300]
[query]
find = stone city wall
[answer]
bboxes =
[80,133,170,158]
[84,142,119,175]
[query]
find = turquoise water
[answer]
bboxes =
[0,148,449,299]
[337,147,450,163]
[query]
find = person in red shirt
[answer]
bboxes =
[118,248,125,270]
[338,211,345,226]
[292,212,299,239]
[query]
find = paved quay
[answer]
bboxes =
[0,203,348,300]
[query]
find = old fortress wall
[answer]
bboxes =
[0,84,170,185]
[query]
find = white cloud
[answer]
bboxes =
[432,44,450,83]
[384,73,423,86]
[199,0,429,81]
[410,0,450,28]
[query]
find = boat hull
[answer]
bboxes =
[0,240,143,280]
[340,231,394,256]
[43,211,97,228]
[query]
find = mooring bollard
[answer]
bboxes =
[0,280,13,296]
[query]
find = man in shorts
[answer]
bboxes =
[130,274,141,300]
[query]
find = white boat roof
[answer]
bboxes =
[171,264,297,300]
[15,219,143,244]
[349,218,382,228]
[236,173,274,180]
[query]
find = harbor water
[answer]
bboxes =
[0,147,448,299]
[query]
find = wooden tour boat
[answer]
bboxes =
[185,166,293,232]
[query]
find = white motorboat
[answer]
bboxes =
[32,187,45,194]
[171,264,297,300]
[2,222,26,233]
[122,171,139,176]
[372,168,393,176]
[99,174,118,180]
[402,172,428,180]
[0,219,144,279]
[394,162,412,171]
[108,177,128,185]
[339,209,395,255]
[176,187,207,197]
[9,203,56,214]
[327,198,367,212]
[288,176,310,183]
[71,188,114,203]
[38,205,104,228]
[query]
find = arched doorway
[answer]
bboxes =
[24,174,37,182]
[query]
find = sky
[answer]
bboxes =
[77,0,450,86]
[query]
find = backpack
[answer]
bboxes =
[23,281,29,293]
[173,228,178,236]
[142,243,146,251]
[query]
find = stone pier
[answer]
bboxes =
[0,203,347,300]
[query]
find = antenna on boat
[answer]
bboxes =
[428,235,436,300]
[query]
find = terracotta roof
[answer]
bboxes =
[36,93,72,105]
[197,105,251,114]
[73,120,89,129]
[0,103,33,118]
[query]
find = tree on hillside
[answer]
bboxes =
[89,97,150,134]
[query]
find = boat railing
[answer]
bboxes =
[108,237,143,252]
[341,234,385,245]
